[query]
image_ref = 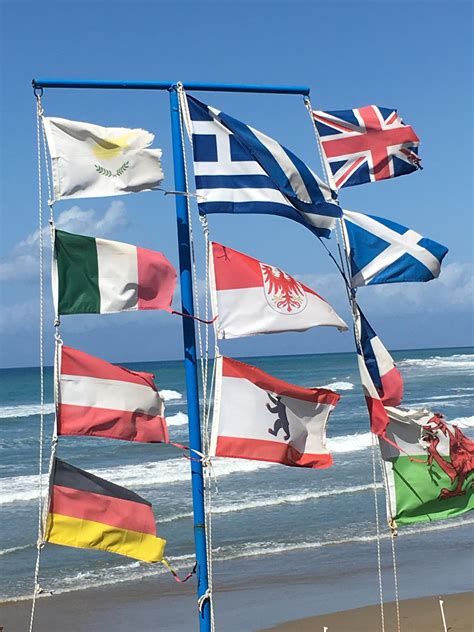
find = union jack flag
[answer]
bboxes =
[313,106,421,189]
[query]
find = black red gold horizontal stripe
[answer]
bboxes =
[46,513,166,563]
[53,458,151,506]
[50,484,157,535]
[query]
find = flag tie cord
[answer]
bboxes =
[177,82,216,631]
[171,310,218,325]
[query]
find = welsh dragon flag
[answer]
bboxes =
[381,407,474,526]
[53,230,176,315]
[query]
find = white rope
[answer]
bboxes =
[177,83,215,631]
[305,95,388,631]
[303,96,329,188]
[29,91,47,632]
[371,432,386,632]
[378,450,401,632]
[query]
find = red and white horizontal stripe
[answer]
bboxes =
[210,356,339,469]
[58,346,168,443]
[210,242,347,339]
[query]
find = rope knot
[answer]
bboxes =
[197,588,212,612]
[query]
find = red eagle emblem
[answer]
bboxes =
[422,414,474,500]
[260,264,307,314]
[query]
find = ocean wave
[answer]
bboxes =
[161,483,381,523]
[0,403,55,419]
[321,381,354,391]
[0,457,274,505]
[5,516,473,602]
[160,390,183,401]
[451,416,474,429]
[328,432,372,453]
[166,412,188,427]
[398,354,474,370]
[0,544,32,556]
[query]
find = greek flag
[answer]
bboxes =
[343,210,448,287]
[186,95,341,239]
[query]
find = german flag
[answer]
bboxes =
[45,459,166,563]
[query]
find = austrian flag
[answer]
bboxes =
[58,346,168,443]
[210,356,340,468]
[210,242,348,339]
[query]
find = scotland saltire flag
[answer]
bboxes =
[186,95,341,238]
[343,210,448,287]
[313,106,421,189]
[355,306,403,435]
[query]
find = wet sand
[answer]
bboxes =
[261,592,474,631]
[1,589,472,631]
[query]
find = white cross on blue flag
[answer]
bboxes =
[343,210,448,287]
[186,95,341,238]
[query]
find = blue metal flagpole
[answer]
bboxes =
[168,85,211,631]
[32,77,310,632]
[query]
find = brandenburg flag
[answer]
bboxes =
[210,242,347,339]
[45,459,166,563]
[53,229,177,315]
[210,356,340,468]
[58,345,168,443]
[43,117,164,200]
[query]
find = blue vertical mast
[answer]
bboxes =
[32,78,310,631]
[169,85,211,630]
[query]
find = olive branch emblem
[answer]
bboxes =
[94,161,130,178]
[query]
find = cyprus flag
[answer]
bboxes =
[43,117,164,200]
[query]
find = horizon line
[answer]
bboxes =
[1,343,472,371]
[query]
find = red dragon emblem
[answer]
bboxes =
[421,414,474,500]
[260,264,307,314]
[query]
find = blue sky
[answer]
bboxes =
[0,0,472,367]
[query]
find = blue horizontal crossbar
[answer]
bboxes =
[32,78,310,96]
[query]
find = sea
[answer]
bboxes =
[1,347,473,607]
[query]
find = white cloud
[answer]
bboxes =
[0,201,128,282]
[295,262,473,316]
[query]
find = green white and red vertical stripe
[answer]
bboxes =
[53,229,177,315]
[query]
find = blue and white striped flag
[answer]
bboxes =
[343,210,448,287]
[186,95,341,238]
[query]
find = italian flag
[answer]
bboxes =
[58,345,168,443]
[381,407,474,526]
[53,229,177,315]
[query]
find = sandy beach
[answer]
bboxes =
[1,588,472,631]
[262,593,474,631]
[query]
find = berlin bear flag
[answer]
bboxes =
[43,117,164,201]
[58,345,168,443]
[53,229,176,315]
[210,356,340,468]
[210,242,348,339]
